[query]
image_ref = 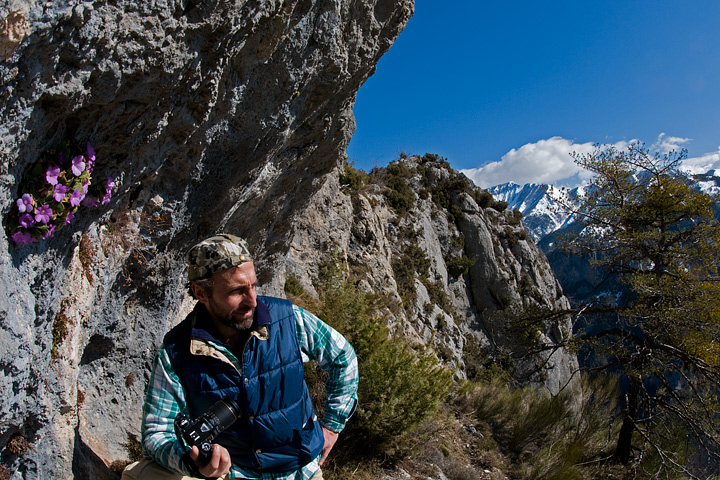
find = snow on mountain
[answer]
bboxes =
[488,170,720,244]
[486,182,576,242]
[693,170,720,197]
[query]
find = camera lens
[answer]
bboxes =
[205,397,242,434]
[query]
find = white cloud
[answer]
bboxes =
[651,132,692,154]
[681,147,720,175]
[461,137,627,189]
[462,134,720,190]
[649,133,720,175]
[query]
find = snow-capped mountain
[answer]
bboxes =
[693,170,720,197]
[486,182,577,242]
[488,171,720,244]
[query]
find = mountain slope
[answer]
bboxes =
[486,182,577,241]
[281,156,578,393]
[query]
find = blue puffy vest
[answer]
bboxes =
[163,296,325,473]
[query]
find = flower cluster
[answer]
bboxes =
[8,141,115,245]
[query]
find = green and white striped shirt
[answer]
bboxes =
[141,303,358,479]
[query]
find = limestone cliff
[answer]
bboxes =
[0,1,412,478]
[0,1,576,479]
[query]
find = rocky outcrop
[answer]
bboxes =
[0,1,412,478]
[280,155,577,392]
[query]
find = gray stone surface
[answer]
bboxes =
[0,1,412,477]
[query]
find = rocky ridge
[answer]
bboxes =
[281,155,577,392]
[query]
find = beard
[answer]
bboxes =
[206,297,255,331]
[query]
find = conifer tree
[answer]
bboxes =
[550,143,720,475]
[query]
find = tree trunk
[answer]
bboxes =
[615,375,641,464]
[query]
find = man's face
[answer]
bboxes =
[195,262,258,331]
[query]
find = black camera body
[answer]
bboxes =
[174,397,242,464]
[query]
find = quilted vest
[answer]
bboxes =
[163,296,324,473]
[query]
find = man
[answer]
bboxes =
[123,234,358,479]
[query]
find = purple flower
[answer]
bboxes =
[71,155,86,176]
[16,194,34,213]
[46,165,60,185]
[11,231,35,245]
[53,184,68,202]
[65,211,75,225]
[86,142,95,163]
[19,213,34,228]
[41,224,56,239]
[35,204,52,224]
[101,177,114,205]
[57,152,67,165]
[81,196,99,207]
[86,143,96,172]
[70,189,85,207]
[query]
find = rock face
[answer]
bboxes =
[0,1,413,478]
[0,2,576,479]
[280,156,577,393]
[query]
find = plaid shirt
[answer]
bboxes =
[141,303,359,479]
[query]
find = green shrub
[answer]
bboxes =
[450,204,465,222]
[490,199,508,211]
[474,190,494,208]
[424,278,458,323]
[445,255,475,279]
[308,258,453,463]
[284,272,304,296]
[508,208,523,226]
[421,153,450,168]
[339,161,368,192]
[392,244,431,307]
[451,233,465,250]
[385,177,414,214]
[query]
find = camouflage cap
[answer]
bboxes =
[186,234,253,282]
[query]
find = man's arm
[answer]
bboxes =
[293,305,359,441]
[141,349,195,475]
[142,348,233,478]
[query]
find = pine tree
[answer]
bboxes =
[550,143,720,475]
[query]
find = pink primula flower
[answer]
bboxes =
[71,155,86,176]
[70,189,85,207]
[16,194,34,213]
[42,224,56,239]
[46,165,60,185]
[11,231,35,245]
[86,143,96,172]
[86,142,95,163]
[53,184,68,202]
[35,204,52,224]
[19,213,34,228]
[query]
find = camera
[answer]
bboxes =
[174,396,242,464]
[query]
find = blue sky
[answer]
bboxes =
[346,1,720,188]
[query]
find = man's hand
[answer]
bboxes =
[319,427,339,466]
[189,444,232,478]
